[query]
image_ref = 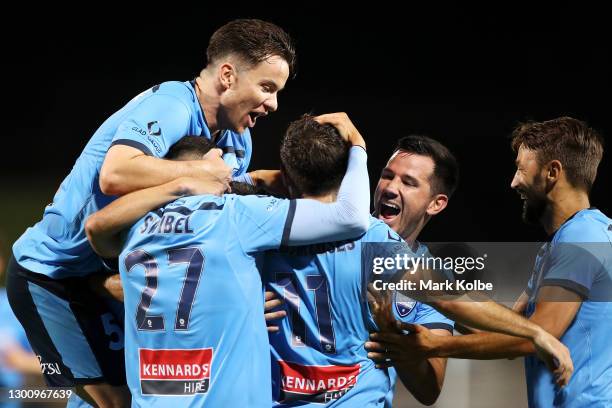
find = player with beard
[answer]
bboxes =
[264,124,573,407]
[367,117,611,407]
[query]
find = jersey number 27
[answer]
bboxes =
[124,247,204,331]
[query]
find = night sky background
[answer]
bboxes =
[1,4,609,248]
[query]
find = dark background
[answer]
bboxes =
[1,4,610,249]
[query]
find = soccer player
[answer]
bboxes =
[263,121,572,407]
[368,117,610,407]
[6,18,295,406]
[263,126,454,406]
[369,135,460,406]
[88,113,572,406]
[84,113,372,407]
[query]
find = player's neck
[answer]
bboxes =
[542,189,590,235]
[194,74,221,136]
[401,223,425,249]
[402,232,418,248]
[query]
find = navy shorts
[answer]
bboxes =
[6,255,126,387]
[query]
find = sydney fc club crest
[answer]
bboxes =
[394,292,417,318]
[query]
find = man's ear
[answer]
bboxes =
[218,62,236,90]
[426,194,448,216]
[546,160,562,183]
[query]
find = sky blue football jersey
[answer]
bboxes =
[13,80,252,279]
[263,217,453,407]
[119,193,291,407]
[525,208,612,408]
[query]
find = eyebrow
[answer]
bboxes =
[402,174,419,185]
[261,80,283,92]
[381,168,419,184]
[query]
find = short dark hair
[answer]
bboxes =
[511,117,604,192]
[207,19,296,78]
[393,135,459,197]
[280,115,350,196]
[166,136,215,160]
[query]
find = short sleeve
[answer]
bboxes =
[540,241,603,298]
[111,93,191,158]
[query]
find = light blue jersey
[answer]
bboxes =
[264,218,453,407]
[525,208,612,407]
[117,146,370,407]
[13,80,252,279]
[119,193,293,407]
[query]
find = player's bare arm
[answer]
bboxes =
[100,144,231,196]
[366,284,450,404]
[399,287,581,360]
[87,176,227,258]
[423,296,573,385]
[367,325,451,405]
[369,285,578,386]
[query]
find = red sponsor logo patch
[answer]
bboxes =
[278,360,360,403]
[139,348,213,395]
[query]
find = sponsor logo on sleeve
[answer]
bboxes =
[131,126,147,136]
[278,360,360,404]
[130,125,163,154]
[139,348,212,396]
[147,121,162,136]
[146,136,163,154]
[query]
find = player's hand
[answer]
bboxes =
[533,329,573,387]
[367,284,396,333]
[314,112,366,150]
[197,151,232,191]
[366,322,439,368]
[88,273,124,302]
[176,177,228,197]
[264,291,287,333]
[250,170,290,197]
